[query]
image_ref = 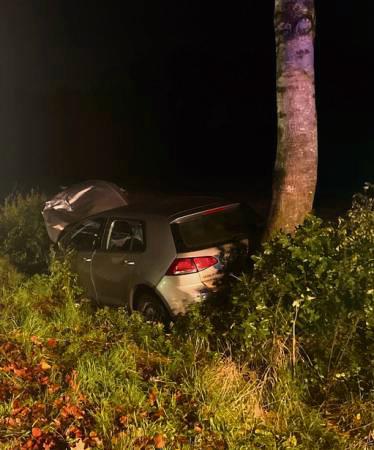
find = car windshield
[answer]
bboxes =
[171,205,248,252]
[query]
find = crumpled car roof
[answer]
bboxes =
[42,180,128,242]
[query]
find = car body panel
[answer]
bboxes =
[173,247,224,289]
[156,272,208,315]
[88,214,177,308]
[55,195,254,317]
[72,249,96,299]
[91,250,137,305]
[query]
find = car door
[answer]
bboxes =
[91,218,145,305]
[60,217,106,299]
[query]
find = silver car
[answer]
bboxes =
[58,195,251,322]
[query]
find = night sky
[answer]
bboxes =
[0,1,371,207]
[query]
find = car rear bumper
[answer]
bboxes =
[156,274,209,316]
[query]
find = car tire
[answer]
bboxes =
[134,291,171,326]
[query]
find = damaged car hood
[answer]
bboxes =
[42,180,128,242]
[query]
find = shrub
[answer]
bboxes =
[178,184,374,401]
[0,257,23,292]
[0,191,50,274]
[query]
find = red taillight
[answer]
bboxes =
[166,256,218,275]
[166,258,197,275]
[194,256,218,271]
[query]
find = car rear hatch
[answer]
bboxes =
[169,203,249,288]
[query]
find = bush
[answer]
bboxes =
[178,184,374,403]
[0,191,50,274]
[0,257,23,292]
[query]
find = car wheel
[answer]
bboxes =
[134,291,171,326]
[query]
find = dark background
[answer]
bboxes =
[0,1,371,215]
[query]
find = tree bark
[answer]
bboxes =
[265,0,318,239]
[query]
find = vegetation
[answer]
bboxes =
[0,191,50,274]
[0,185,373,449]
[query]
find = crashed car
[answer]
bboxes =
[43,181,258,323]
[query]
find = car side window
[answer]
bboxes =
[106,219,145,252]
[64,218,105,252]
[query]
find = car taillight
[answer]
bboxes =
[166,256,218,275]
[194,256,218,271]
[166,258,197,275]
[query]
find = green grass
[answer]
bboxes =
[0,258,371,449]
[0,185,373,448]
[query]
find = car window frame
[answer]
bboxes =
[59,217,106,253]
[170,205,249,252]
[103,217,146,254]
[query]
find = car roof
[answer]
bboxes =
[95,194,235,221]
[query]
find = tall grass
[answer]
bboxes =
[0,187,373,448]
[0,256,361,449]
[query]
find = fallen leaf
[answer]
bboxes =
[66,370,80,391]
[119,415,128,425]
[12,406,31,417]
[194,423,203,433]
[40,361,51,371]
[31,336,42,345]
[111,432,127,444]
[66,424,82,439]
[152,409,165,419]
[6,417,17,427]
[70,439,87,450]
[88,431,103,447]
[24,438,34,449]
[32,427,42,438]
[1,342,16,352]
[154,433,166,449]
[60,404,84,419]
[46,338,57,348]
[148,388,157,406]
[175,390,183,402]
[43,440,55,450]
[48,383,60,394]
[40,376,50,385]
[13,367,29,378]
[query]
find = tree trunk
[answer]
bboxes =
[265,0,318,239]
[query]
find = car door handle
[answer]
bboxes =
[82,257,92,262]
[123,259,135,265]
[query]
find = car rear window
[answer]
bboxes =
[171,205,248,252]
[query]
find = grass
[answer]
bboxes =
[1,259,372,449]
